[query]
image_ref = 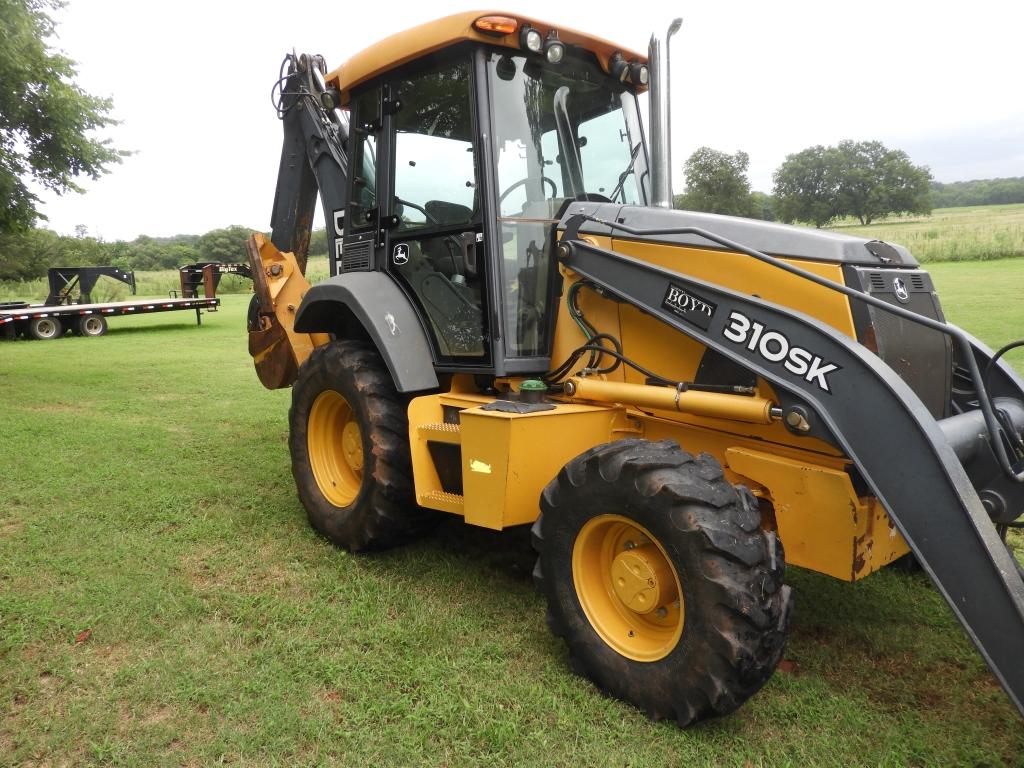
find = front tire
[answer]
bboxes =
[532,439,792,726]
[289,340,435,551]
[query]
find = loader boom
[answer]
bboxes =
[558,206,1024,716]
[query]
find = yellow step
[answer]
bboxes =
[419,489,464,514]
[417,422,461,445]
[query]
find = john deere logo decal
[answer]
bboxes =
[893,277,910,303]
[392,243,409,266]
[662,283,716,330]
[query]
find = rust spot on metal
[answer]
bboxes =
[852,531,872,580]
[294,212,312,275]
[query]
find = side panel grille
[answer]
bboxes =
[340,239,372,271]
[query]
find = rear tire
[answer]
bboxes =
[289,340,435,551]
[28,316,62,340]
[532,438,792,726]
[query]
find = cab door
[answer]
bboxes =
[383,56,491,368]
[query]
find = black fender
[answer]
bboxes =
[294,272,438,394]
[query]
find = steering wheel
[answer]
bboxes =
[498,176,558,206]
[394,197,436,226]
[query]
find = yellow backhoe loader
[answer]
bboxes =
[245,11,1024,725]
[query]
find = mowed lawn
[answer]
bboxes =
[2,263,1024,766]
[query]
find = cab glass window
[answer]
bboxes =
[393,61,476,232]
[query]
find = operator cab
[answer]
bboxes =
[331,12,650,377]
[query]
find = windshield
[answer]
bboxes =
[489,51,648,217]
[487,51,647,360]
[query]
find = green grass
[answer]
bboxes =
[930,258,1024,372]
[1,268,1023,765]
[828,203,1024,262]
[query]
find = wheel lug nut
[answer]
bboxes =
[656,607,667,618]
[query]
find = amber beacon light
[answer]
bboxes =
[474,15,518,35]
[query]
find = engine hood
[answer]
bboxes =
[560,202,918,268]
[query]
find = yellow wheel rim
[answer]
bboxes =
[308,390,363,507]
[572,514,684,662]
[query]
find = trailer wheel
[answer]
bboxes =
[28,316,62,340]
[532,439,792,726]
[76,315,108,337]
[289,340,435,551]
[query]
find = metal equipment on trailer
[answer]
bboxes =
[1,265,219,340]
[178,261,253,299]
[245,11,1024,726]
[44,265,136,305]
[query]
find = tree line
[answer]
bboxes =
[930,177,1024,208]
[675,140,938,227]
[0,225,332,281]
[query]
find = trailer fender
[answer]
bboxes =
[295,272,438,394]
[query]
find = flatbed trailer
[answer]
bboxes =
[0,296,220,340]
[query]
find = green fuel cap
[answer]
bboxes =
[519,379,547,404]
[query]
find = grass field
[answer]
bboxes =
[2,262,1023,765]
[829,203,1024,262]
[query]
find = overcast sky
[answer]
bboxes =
[33,0,1024,241]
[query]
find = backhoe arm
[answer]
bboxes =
[248,53,349,389]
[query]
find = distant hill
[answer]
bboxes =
[931,177,1024,208]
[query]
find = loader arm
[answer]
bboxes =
[248,53,350,389]
[558,209,1024,717]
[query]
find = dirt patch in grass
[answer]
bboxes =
[789,614,1012,749]
[17,400,93,415]
[0,518,25,539]
[178,545,233,592]
[122,704,176,730]
[179,544,308,600]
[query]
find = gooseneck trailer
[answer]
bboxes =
[0,266,219,340]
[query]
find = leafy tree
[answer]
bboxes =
[772,145,839,228]
[0,0,125,233]
[0,227,61,279]
[308,227,329,258]
[677,147,756,217]
[773,140,932,227]
[749,191,777,222]
[832,140,932,225]
[196,225,253,263]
